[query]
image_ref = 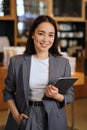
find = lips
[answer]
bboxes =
[40,43,49,47]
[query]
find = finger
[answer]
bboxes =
[52,85,58,90]
[50,85,56,90]
[50,86,59,94]
[47,88,52,97]
[21,114,28,119]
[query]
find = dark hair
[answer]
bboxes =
[24,15,61,56]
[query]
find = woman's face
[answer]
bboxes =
[32,22,55,53]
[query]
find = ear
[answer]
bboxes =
[32,32,34,39]
[32,35,34,39]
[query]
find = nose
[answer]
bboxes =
[43,35,49,42]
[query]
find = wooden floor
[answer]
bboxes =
[0,97,87,130]
[66,97,87,130]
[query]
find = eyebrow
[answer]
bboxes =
[37,30,55,34]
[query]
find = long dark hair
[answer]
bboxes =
[24,15,61,56]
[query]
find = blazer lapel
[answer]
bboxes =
[22,55,31,106]
[49,54,60,84]
[43,54,60,114]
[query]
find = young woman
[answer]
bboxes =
[3,15,74,130]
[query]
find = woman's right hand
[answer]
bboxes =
[13,113,29,125]
[7,99,29,125]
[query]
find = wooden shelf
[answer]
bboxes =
[0,16,15,20]
[16,38,27,43]
[0,0,86,46]
[54,17,85,22]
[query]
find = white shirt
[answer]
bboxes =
[29,55,49,101]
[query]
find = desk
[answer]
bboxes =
[72,72,84,86]
[71,72,85,130]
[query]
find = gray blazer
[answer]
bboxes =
[3,54,74,130]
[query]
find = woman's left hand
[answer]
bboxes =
[45,85,64,102]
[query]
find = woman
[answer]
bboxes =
[3,15,74,130]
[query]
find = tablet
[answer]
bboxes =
[52,77,78,94]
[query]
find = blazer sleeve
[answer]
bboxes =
[63,59,74,106]
[3,57,16,102]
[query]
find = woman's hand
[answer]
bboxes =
[45,85,64,102]
[7,99,28,125]
[13,113,28,125]
[45,85,58,98]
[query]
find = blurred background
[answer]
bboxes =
[0,0,87,130]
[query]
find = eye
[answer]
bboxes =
[38,32,44,35]
[49,34,54,37]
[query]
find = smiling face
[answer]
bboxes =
[32,22,55,55]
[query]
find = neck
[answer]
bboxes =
[34,52,49,60]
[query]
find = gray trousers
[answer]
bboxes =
[25,105,48,130]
